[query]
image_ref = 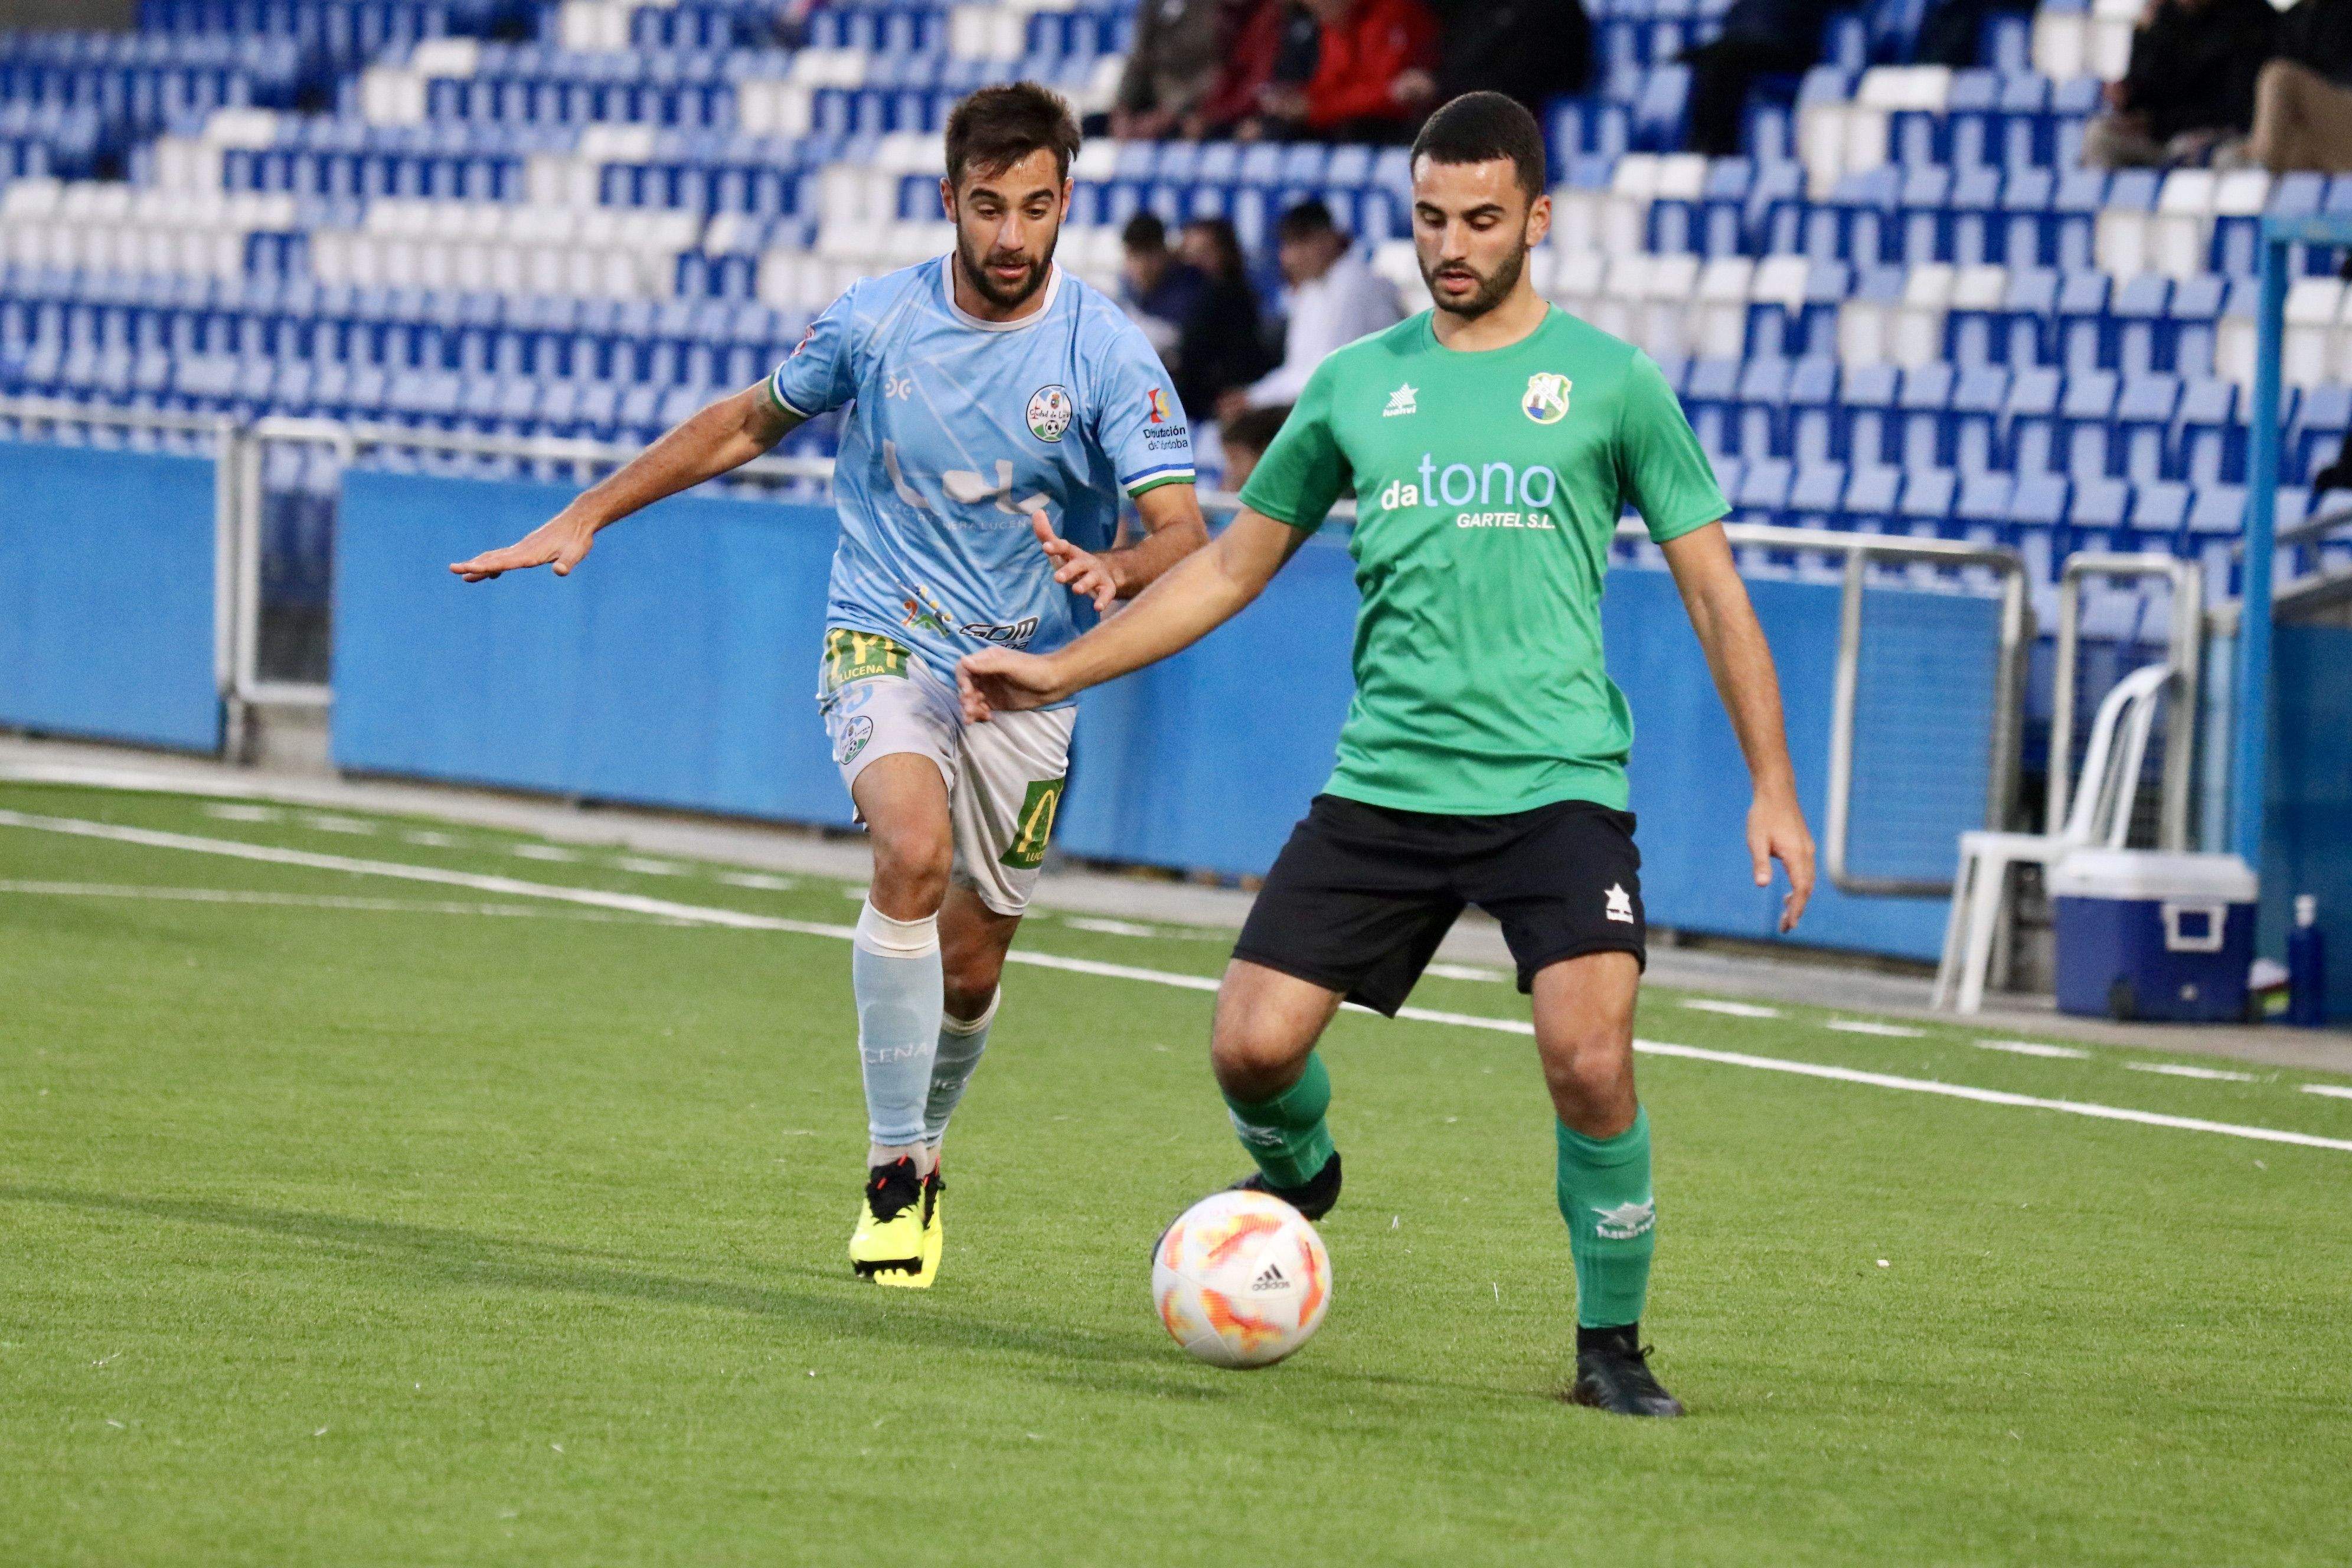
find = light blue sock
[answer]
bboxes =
[852,900,942,1149]
[923,989,998,1145]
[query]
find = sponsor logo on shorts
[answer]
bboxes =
[1605,883,1635,924]
[1026,384,1073,442]
[821,628,912,694]
[836,714,873,766]
[1592,1199,1654,1240]
[1523,372,1572,425]
[998,776,1067,871]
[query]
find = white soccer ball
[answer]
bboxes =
[1151,1189,1331,1368]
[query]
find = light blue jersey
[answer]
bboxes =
[769,257,1195,691]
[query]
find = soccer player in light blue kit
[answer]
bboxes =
[452,85,1208,1286]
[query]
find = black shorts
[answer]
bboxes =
[1233,794,1646,1017]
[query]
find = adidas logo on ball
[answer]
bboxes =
[1251,1260,1291,1293]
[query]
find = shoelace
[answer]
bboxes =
[866,1160,922,1222]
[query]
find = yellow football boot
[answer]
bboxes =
[885,1168,945,1291]
[849,1158,926,1284]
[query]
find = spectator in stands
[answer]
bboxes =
[1194,0,1325,139]
[1218,403,1291,491]
[1109,0,1230,139]
[1395,0,1593,116]
[1218,198,1405,419]
[1913,0,2035,67]
[2227,0,2352,173]
[2082,0,2279,168]
[1175,216,1279,413]
[1289,0,1442,143]
[1679,0,1843,157]
[1120,211,1211,367]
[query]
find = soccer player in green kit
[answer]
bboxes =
[957,92,1815,1416]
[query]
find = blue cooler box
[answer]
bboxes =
[2050,850,2259,1023]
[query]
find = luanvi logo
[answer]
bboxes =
[1592,1199,1655,1240]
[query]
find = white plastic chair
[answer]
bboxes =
[1933,662,2171,1013]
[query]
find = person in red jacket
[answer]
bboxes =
[1295,0,1440,141]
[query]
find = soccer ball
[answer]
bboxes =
[1151,1189,1331,1368]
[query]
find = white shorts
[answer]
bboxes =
[818,629,1075,917]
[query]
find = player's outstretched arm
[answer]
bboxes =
[1660,521,1817,932]
[449,381,802,582]
[958,509,1308,720]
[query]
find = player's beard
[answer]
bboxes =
[1422,241,1526,322]
[956,226,1059,312]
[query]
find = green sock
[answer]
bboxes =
[1221,1053,1335,1189]
[1555,1106,1655,1330]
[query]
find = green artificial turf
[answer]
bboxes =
[4,780,2350,1566]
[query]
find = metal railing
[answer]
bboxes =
[235,417,840,721]
[1605,518,2034,898]
[2048,553,2202,851]
[0,395,243,721]
[0,408,2049,884]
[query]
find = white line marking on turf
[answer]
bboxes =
[201,803,280,823]
[1423,962,1506,983]
[6,807,2348,1156]
[2300,1084,2352,1100]
[614,857,683,876]
[298,814,377,835]
[720,871,796,891]
[1681,998,1782,1019]
[1976,1040,2092,1060]
[512,844,579,862]
[1827,1019,1928,1038]
[1064,917,1161,937]
[2125,1062,2262,1083]
[0,880,669,923]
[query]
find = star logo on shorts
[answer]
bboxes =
[1604,883,1635,924]
[1383,382,1417,417]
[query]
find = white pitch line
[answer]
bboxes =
[6,806,2350,1156]
[1063,916,1161,938]
[1681,998,1782,1019]
[1976,1039,2092,1060]
[1423,962,1507,984]
[0,880,668,923]
[2125,1062,2262,1083]
[2301,1084,2352,1101]
[1827,1019,1927,1038]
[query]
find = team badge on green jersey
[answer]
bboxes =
[1521,373,1572,425]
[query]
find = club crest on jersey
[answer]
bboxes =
[1523,373,1572,425]
[1145,387,1174,424]
[1025,384,1073,443]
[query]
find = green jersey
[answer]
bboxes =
[1237,306,1727,815]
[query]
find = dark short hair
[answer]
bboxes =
[1409,90,1547,201]
[944,82,1081,188]
[1275,198,1336,243]
[1122,210,1168,251]
[1221,402,1289,455]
